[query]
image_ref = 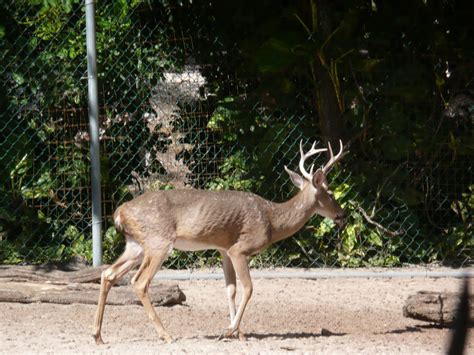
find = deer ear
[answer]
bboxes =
[284,166,305,190]
[312,169,326,188]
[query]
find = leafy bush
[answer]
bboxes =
[0,1,471,267]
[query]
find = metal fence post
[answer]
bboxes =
[85,0,102,266]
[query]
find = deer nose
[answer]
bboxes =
[335,213,347,228]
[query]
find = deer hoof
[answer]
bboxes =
[218,328,237,341]
[238,331,246,341]
[161,333,175,344]
[93,334,104,345]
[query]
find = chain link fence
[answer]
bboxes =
[0,1,472,268]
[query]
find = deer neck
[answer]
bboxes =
[268,185,317,243]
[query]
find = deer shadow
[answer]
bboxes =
[204,329,347,341]
[376,324,445,335]
[246,330,347,340]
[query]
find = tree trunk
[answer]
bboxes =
[315,64,344,146]
[0,281,185,306]
[313,0,345,147]
[0,264,186,306]
[0,264,109,283]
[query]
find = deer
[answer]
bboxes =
[93,139,347,344]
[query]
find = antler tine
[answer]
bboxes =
[299,140,305,163]
[328,140,334,159]
[298,139,327,180]
[322,139,346,175]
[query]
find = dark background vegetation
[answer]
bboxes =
[0,0,472,267]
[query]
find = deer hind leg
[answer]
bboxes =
[93,239,143,344]
[132,243,174,343]
[219,247,252,340]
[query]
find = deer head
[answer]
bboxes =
[284,139,347,227]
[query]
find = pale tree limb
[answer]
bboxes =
[349,201,404,237]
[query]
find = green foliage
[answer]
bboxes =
[207,152,262,192]
[1,0,472,267]
[0,0,173,264]
[102,226,125,264]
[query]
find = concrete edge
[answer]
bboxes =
[155,268,474,281]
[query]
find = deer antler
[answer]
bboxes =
[322,139,346,175]
[299,140,327,180]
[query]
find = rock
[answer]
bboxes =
[403,291,473,326]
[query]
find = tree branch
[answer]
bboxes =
[349,201,404,237]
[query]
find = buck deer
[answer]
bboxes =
[93,139,347,344]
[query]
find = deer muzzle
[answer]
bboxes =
[334,212,347,228]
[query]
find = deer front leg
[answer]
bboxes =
[219,248,252,340]
[220,251,237,322]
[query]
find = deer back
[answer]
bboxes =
[115,189,272,249]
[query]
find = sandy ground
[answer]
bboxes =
[0,273,472,354]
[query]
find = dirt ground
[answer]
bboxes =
[1,271,472,354]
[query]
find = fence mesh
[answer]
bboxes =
[0,1,472,268]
